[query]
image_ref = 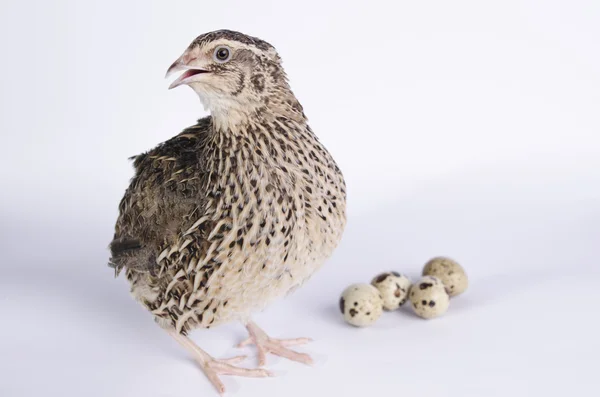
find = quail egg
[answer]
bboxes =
[422,256,468,297]
[370,272,412,310]
[339,283,384,327]
[409,276,450,319]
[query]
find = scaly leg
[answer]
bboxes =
[169,330,273,394]
[237,321,313,366]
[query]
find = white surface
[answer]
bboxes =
[1,1,599,396]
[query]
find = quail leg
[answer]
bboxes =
[169,330,273,394]
[238,321,313,366]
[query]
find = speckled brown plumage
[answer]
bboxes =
[110,114,345,332]
[107,30,346,392]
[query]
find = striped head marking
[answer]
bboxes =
[166,30,291,124]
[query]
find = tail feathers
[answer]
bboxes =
[108,237,155,277]
[109,238,142,256]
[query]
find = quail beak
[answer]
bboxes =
[165,53,209,90]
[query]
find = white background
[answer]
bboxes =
[1,0,599,396]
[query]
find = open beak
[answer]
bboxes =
[165,53,209,90]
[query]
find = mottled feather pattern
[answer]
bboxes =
[109,31,346,336]
[110,114,346,334]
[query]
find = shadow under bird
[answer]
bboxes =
[108,30,347,393]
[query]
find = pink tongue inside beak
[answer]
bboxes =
[167,67,208,90]
[180,69,203,79]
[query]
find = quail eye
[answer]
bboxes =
[214,47,231,63]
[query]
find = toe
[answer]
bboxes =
[203,370,226,394]
[270,346,313,366]
[257,347,267,367]
[279,337,313,347]
[237,338,254,348]
[222,355,247,365]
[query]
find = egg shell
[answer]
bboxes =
[422,256,468,297]
[339,283,384,327]
[409,276,450,319]
[370,272,412,310]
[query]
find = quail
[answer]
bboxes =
[108,30,347,393]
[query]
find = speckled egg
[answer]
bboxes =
[409,276,450,319]
[422,256,468,297]
[370,272,412,310]
[339,283,384,327]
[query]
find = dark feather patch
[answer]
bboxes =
[109,238,142,256]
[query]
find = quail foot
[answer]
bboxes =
[169,330,273,394]
[108,30,346,393]
[238,321,313,366]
